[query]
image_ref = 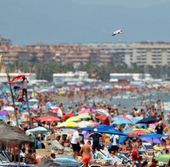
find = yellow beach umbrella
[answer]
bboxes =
[56,121,77,128]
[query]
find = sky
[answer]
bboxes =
[72,0,170,8]
[0,0,170,46]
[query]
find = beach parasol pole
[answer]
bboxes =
[18,143,21,167]
[6,68,19,127]
[25,88,33,128]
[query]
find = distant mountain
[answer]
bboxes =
[0,0,170,46]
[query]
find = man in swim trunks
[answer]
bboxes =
[132,138,141,167]
[80,141,94,167]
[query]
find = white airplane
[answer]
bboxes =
[112,29,123,36]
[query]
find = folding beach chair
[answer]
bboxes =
[50,140,72,154]
[1,151,12,163]
[142,142,156,157]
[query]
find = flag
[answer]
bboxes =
[0,55,2,67]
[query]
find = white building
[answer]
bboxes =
[53,71,96,85]
[110,73,152,83]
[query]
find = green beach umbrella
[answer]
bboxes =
[154,154,170,162]
[76,114,91,119]
[66,116,81,122]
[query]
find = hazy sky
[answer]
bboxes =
[72,0,170,8]
[1,0,170,45]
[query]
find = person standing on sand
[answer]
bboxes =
[79,141,94,167]
[71,128,81,159]
[132,138,141,167]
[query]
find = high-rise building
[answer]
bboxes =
[133,41,170,66]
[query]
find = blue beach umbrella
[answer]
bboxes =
[136,117,158,124]
[119,128,134,144]
[98,129,127,136]
[54,156,79,166]
[0,116,8,120]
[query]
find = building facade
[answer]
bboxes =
[133,41,170,66]
[0,35,11,47]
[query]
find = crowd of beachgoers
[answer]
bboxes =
[1,80,170,167]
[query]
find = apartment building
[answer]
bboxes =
[133,41,170,66]
[0,35,11,47]
[83,43,133,66]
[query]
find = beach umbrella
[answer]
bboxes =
[127,128,150,136]
[154,154,170,163]
[62,113,75,119]
[95,115,110,125]
[98,129,126,136]
[29,99,39,102]
[0,110,9,117]
[8,73,32,84]
[96,109,110,116]
[119,128,134,144]
[0,116,8,120]
[77,121,94,128]
[126,115,133,119]
[139,133,168,144]
[0,120,33,143]
[77,108,96,115]
[76,114,91,119]
[38,116,60,123]
[56,121,77,128]
[112,116,131,121]
[54,156,79,166]
[136,117,158,124]
[81,124,115,131]
[26,127,50,135]
[66,116,81,122]
[111,119,134,125]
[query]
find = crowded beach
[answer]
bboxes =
[0,75,170,167]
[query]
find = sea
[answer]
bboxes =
[59,90,170,122]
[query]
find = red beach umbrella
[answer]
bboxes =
[38,116,60,123]
[9,73,33,84]
[62,113,75,119]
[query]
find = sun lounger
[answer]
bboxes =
[50,140,72,154]
[94,151,122,165]
[2,151,12,163]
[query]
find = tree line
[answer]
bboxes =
[7,61,170,82]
